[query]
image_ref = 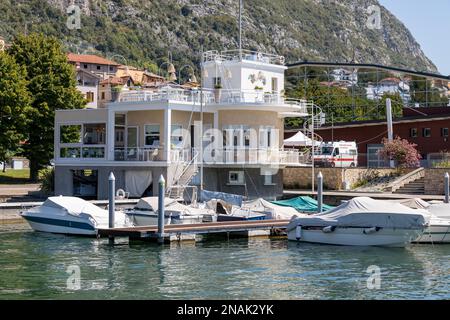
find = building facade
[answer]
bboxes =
[54,50,310,200]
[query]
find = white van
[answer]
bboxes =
[314,141,358,168]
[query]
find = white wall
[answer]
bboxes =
[77,85,98,109]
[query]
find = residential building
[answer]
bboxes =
[366,77,411,103]
[67,53,120,79]
[98,76,135,108]
[330,68,358,86]
[116,65,165,86]
[75,69,101,109]
[54,49,310,200]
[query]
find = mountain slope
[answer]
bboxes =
[0,0,437,72]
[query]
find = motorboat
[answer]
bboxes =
[124,197,216,226]
[20,196,133,236]
[286,197,430,247]
[393,199,450,244]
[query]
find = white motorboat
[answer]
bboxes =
[287,197,430,247]
[392,199,450,244]
[21,196,133,236]
[124,197,216,226]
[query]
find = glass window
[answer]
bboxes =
[60,125,82,144]
[229,171,244,185]
[82,147,105,159]
[83,64,88,69]
[264,174,273,185]
[60,147,81,158]
[442,128,449,137]
[171,124,183,147]
[410,128,418,138]
[334,148,340,156]
[423,128,431,138]
[83,123,106,145]
[115,114,126,126]
[86,92,94,103]
[96,65,101,70]
[145,124,160,147]
[321,147,334,155]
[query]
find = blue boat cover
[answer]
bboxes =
[200,190,243,207]
[271,196,334,213]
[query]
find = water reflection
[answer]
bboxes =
[0,227,448,299]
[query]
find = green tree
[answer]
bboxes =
[8,33,86,181]
[0,51,31,172]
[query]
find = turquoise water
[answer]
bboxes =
[0,223,449,300]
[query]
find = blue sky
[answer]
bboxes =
[378,0,450,75]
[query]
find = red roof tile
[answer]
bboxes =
[67,53,120,66]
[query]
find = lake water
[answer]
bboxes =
[0,223,449,300]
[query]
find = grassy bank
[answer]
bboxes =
[0,169,32,184]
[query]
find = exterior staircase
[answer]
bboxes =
[166,150,199,200]
[393,177,425,195]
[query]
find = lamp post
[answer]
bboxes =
[158,52,177,82]
[178,65,197,85]
[108,54,128,76]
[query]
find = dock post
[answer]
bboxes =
[445,173,449,204]
[317,171,323,213]
[158,175,166,244]
[108,172,116,245]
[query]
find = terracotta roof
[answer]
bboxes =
[67,53,120,66]
[380,77,401,83]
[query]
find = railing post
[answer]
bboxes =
[317,172,323,213]
[157,175,166,244]
[108,172,115,245]
[445,172,449,204]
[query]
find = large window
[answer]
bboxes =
[59,123,106,159]
[229,171,245,185]
[423,128,431,138]
[442,128,449,137]
[410,128,418,138]
[145,124,160,147]
[83,123,106,145]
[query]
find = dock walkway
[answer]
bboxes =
[98,219,290,242]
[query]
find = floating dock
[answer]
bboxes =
[98,219,290,243]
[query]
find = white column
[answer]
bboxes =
[164,108,172,162]
[107,109,115,160]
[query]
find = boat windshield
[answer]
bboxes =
[321,147,334,155]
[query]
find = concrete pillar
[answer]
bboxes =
[164,108,172,162]
[107,109,115,160]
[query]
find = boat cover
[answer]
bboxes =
[389,198,430,209]
[271,196,334,213]
[135,197,178,211]
[43,196,131,227]
[427,203,450,219]
[242,198,305,220]
[200,190,243,207]
[288,197,430,230]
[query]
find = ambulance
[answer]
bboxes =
[314,141,358,168]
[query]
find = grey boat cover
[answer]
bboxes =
[200,190,243,207]
[288,197,430,230]
[135,197,178,211]
[427,202,450,220]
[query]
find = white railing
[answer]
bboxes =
[118,87,307,111]
[113,147,192,162]
[203,49,285,65]
[203,147,306,165]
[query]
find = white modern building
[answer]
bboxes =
[54,49,312,200]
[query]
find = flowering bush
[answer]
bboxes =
[378,136,422,168]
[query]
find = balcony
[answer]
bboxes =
[117,87,307,112]
[114,147,192,162]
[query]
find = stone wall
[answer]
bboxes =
[283,167,405,190]
[424,168,450,195]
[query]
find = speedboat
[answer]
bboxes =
[286,197,430,247]
[392,199,450,244]
[20,196,133,236]
[124,197,216,226]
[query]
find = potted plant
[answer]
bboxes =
[214,83,223,103]
[254,86,263,91]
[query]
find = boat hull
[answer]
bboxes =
[287,226,423,247]
[125,212,207,226]
[21,214,97,236]
[414,224,450,243]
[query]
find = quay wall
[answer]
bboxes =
[283,167,409,190]
[424,168,450,195]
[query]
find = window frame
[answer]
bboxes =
[410,128,418,138]
[423,128,432,138]
[144,124,161,148]
[228,171,245,185]
[442,128,449,137]
[58,122,107,160]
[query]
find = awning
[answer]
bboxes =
[284,131,320,147]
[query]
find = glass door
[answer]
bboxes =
[126,126,138,161]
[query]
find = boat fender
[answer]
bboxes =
[363,227,381,235]
[295,225,302,240]
[116,189,126,199]
[322,226,336,233]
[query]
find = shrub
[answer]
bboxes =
[40,167,54,195]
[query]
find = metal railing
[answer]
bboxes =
[113,147,192,162]
[203,49,285,65]
[118,87,307,111]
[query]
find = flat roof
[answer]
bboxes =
[286,61,450,81]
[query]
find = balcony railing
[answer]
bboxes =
[114,147,192,162]
[118,88,307,112]
[203,49,285,65]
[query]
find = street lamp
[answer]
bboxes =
[158,52,177,82]
[109,54,129,76]
[178,65,197,84]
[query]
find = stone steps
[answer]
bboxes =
[394,177,425,195]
